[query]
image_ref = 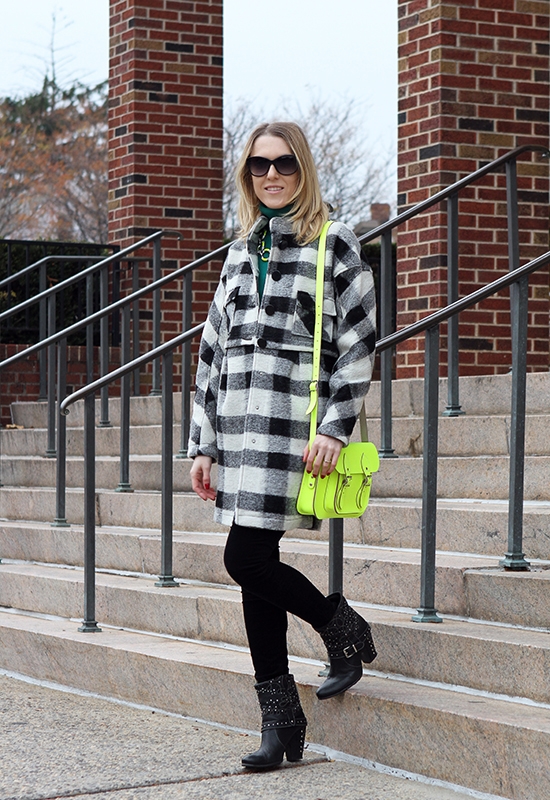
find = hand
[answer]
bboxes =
[190,455,216,501]
[302,434,343,479]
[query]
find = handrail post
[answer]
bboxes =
[178,272,193,458]
[156,349,178,587]
[86,273,94,384]
[150,240,162,395]
[500,274,531,571]
[78,392,101,632]
[45,295,57,457]
[116,304,133,493]
[328,518,344,596]
[131,260,141,396]
[38,262,47,400]
[500,157,530,570]
[506,158,520,273]
[52,336,69,527]
[379,229,397,458]
[319,516,345,677]
[412,325,442,623]
[443,193,464,416]
[99,263,111,427]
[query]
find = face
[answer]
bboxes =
[249,135,300,209]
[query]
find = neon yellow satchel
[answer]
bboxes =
[296,222,379,519]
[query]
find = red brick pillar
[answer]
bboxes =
[396,0,550,378]
[108,0,224,382]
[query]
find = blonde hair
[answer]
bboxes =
[235,122,329,245]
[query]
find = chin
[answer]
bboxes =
[263,196,288,208]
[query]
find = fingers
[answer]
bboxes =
[303,434,343,478]
[190,456,216,501]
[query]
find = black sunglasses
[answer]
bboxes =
[247,155,299,177]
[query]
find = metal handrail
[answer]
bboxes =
[60,322,206,631]
[0,230,171,324]
[0,231,227,525]
[0,231,181,468]
[375,246,550,621]
[0,254,109,401]
[358,143,550,457]
[0,254,103,291]
[375,248,550,351]
[0,237,227,370]
[358,144,550,246]
[57,241,550,632]
[60,323,206,411]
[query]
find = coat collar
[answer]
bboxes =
[250,215,296,238]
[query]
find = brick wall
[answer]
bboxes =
[0,346,123,427]
[108,0,224,358]
[397,0,550,378]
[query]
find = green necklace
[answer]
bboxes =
[257,229,270,262]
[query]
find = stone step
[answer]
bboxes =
[2,560,550,706]
[2,520,550,626]
[10,371,550,429]
[2,450,550,501]
[374,454,550,501]
[10,394,174,429]
[364,369,550,418]
[0,424,187,458]
[0,454,195,492]
[358,497,550,561]
[2,486,550,561]
[1,607,549,799]
[4,413,550,459]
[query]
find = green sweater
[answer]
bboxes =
[257,203,293,298]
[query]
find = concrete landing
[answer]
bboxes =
[0,670,481,800]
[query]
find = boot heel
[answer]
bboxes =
[285,725,306,762]
[360,623,377,664]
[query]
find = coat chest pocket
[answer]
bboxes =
[292,291,337,342]
[223,286,240,327]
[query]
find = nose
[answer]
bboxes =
[266,163,280,179]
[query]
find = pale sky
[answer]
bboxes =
[0,1,398,195]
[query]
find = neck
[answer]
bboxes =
[259,202,294,219]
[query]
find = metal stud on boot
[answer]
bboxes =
[242,674,307,770]
[315,593,377,700]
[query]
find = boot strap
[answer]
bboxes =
[343,640,365,658]
[326,634,366,660]
[261,715,307,731]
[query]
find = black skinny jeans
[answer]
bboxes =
[223,523,334,683]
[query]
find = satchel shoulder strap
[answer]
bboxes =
[305,221,368,446]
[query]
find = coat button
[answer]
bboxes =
[265,305,275,316]
[257,337,267,348]
[279,239,288,250]
[272,270,282,281]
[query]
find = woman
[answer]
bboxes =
[189,122,377,770]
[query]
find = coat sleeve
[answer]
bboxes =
[316,222,377,446]
[187,268,228,461]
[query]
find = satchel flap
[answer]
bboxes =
[334,442,379,476]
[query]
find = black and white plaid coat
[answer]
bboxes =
[188,214,377,532]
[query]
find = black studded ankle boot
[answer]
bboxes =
[315,593,377,700]
[241,674,307,770]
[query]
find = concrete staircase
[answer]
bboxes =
[1,372,550,799]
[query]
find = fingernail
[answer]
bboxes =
[204,482,210,489]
